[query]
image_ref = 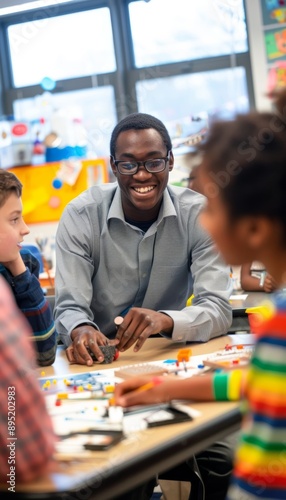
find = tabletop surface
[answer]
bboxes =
[230,291,268,311]
[37,334,254,377]
[6,334,255,499]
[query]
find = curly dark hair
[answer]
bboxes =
[200,89,286,236]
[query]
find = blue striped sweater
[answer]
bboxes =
[0,248,57,366]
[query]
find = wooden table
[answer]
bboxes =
[9,334,254,500]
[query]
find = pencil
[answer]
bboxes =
[108,378,163,407]
[134,377,163,393]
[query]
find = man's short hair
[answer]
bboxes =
[110,112,172,157]
[0,169,22,208]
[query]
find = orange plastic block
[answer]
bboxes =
[177,348,192,363]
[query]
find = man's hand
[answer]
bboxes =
[2,253,26,276]
[66,325,118,366]
[115,308,173,352]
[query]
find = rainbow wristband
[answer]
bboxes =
[213,372,229,400]
[227,370,242,401]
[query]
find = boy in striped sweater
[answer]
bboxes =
[0,169,57,366]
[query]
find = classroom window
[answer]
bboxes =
[0,0,254,161]
[136,67,249,134]
[8,7,116,88]
[129,0,248,68]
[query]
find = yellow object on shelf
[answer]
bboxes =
[8,158,109,224]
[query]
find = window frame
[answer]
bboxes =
[0,0,255,122]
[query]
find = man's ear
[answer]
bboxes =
[168,150,174,171]
[110,155,117,176]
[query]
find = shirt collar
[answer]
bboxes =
[107,186,177,224]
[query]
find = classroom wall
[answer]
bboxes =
[245,0,272,111]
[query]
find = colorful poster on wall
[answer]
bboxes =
[261,0,286,25]
[268,61,286,90]
[264,27,286,62]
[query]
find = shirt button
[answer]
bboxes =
[142,273,147,278]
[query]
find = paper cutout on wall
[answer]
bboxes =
[265,28,286,62]
[267,61,286,91]
[270,8,286,23]
[54,159,83,186]
[261,0,286,24]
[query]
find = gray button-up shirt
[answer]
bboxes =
[55,183,232,347]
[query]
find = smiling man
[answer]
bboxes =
[55,113,232,365]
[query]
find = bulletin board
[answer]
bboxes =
[261,0,286,25]
[8,158,109,224]
[265,27,286,62]
[268,61,286,89]
[260,1,286,91]
[261,1,286,63]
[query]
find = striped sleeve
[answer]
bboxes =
[12,271,57,366]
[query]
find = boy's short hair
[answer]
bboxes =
[110,112,172,158]
[0,169,22,208]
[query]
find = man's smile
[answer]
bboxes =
[132,186,156,194]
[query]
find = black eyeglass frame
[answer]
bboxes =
[111,151,171,175]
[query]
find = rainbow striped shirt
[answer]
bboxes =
[228,292,286,499]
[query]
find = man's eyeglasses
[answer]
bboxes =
[111,151,171,175]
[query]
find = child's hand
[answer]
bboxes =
[114,376,172,407]
[115,374,216,406]
[263,274,277,293]
[3,253,26,276]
